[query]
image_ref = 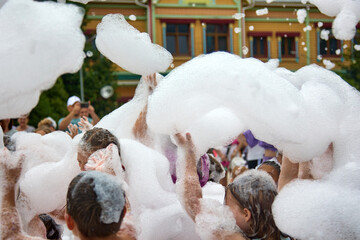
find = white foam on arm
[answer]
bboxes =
[95,14,173,76]
[0,0,85,119]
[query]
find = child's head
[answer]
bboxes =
[77,127,120,170]
[257,160,281,184]
[225,170,279,239]
[65,171,126,238]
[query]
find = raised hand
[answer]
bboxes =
[66,123,78,138]
[78,116,93,132]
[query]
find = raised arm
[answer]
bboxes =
[132,73,157,145]
[59,103,80,131]
[174,133,202,221]
[0,149,44,240]
[277,156,299,191]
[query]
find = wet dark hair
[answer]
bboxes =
[3,135,16,151]
[79,127,120,156]
[66,172,126,238]
[259,160,281,176]
[226,170,280,239]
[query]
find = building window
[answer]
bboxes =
[252,36,268,58]
[276,32,300,62]
[319,28,341,57]
[206,24,229,53]
[248,32,272,59]
[166,24,190,56]
[281,37,296,57]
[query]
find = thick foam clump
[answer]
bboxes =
[273,162,360,239]
[95,14,173,76]
[119,139,176,211]
[0,0,85,119]
[147,52,301,156]
[307,0,360,40]
[119,139,207,240]
[17,144,81,225]
[296,9,307,24]
[195,198,240,239]
[147,52,360,166]
[72,171,125,224]
[12,131,72,173]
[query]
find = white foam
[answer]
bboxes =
[0,0,85,119]
[323,59,335,69]
[256,8,268,16]
[17,143,81,226]
[320,29,330,40]
[95,14,173,76]
[273,163,360,239]
[297,9,307,24]
[308,0,360,40]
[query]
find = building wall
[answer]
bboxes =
[84,1,356,101]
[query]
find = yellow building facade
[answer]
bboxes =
[84,0,359,102]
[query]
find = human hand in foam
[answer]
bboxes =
[85,143,120,176]
[144,73,157,93]
[66,123,78,138]
[78,116,92,132]
[0,148,24,189]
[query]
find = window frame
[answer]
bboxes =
[205,23,229,53]
[318,26,341,58]
[165,23,191,56]
[248,32,272,59]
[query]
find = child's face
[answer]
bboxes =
[224,189,251,232]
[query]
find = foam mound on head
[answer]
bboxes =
[231,169,277,195]
[0,0,85,119]
[72,171,125,224]
[95,14,173,76]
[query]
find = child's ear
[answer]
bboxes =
[65,212,75,230]
[243,208,252,222]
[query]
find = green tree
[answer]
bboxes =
[29,78,69,127]
[340,48,360,91]
[61,36,119,119]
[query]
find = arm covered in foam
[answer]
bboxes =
[0,149,44,240]
[132,73,157,145]
[174,133,202,221]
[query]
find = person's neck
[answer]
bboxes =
[78,231,121,240]
[17,125,27,131]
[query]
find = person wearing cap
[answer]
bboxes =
[58,96,99,132]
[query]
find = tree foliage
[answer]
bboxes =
[340,48,360,91]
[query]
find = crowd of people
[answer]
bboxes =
[0,75,330,240]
